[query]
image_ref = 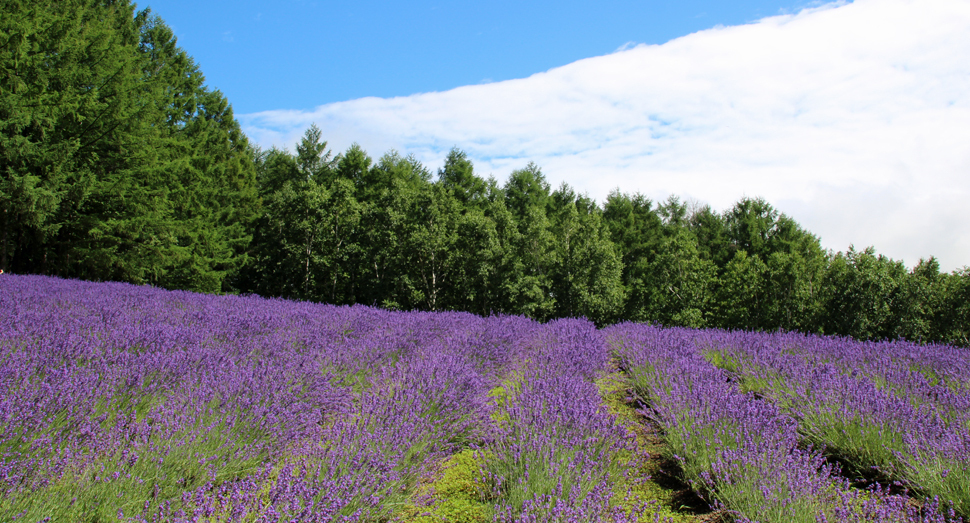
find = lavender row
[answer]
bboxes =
[1,275,654,522]
[0,275,522,520]
[696,329,970,518]
[701,331,970,416]
[482,318,648,523]
[606,322,959,523]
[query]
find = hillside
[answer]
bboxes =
[2,275,967,521]
[3,2,968,347]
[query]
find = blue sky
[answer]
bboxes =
[142,0,818,113]
[143,0,970,271]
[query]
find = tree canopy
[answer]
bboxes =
[1,1,257,292]
[3,1,966,345]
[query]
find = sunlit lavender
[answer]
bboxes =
[2,275,967,522]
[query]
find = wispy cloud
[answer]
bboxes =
[239,0,970,271]
[613,41,638,53]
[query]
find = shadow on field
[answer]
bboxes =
[618,392,726,523]
[650,458,713,516]
[812,446,912,497]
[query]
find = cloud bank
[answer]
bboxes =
[240,0,970,271]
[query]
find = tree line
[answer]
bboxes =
[1,0,257,291]
[3,1,967,346]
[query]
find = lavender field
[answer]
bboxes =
[1,275,967,522]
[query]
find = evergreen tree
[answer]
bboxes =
[2,0,162,278]
[399,183,462,311]
[139,15,259,292]
[893,257,942,343]
[295,124,337,182]
[724,197,780,260]
[644,229,716,328]
[658,195,689,231]
[548,185,625,324]
[713,250,768,330]
[934,269,970,346]
[504,162,550,221]
[762,249,825,331]
[688,204,732,269]
[499,164,555,319]
[1,2,257,291]
[355,151,429,308]
[438,147,487,207]
[335,143,373,195]
[449,206,502,315]
[602,190,664,321]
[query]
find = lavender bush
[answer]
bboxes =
[4,274,967,522]
[697,329,970,518]
[0,275,652,522]
[606,323,963,523]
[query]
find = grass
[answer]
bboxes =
[394,449,493,523]
[595,368,716,523]
[484,368,525,426]
[393,367,517,522]
[701,349,773,396]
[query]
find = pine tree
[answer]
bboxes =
[0,2,258,291]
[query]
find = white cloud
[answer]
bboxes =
[239,0,970,271]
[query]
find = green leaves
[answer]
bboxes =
[0,2,258,291]
[1,0,144,274]
[715,250,768,330]
[439,147,487,207]
[548,186,625,324]
[5,1,962,343]
[819,247,907,340]
[645,229,716,328]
